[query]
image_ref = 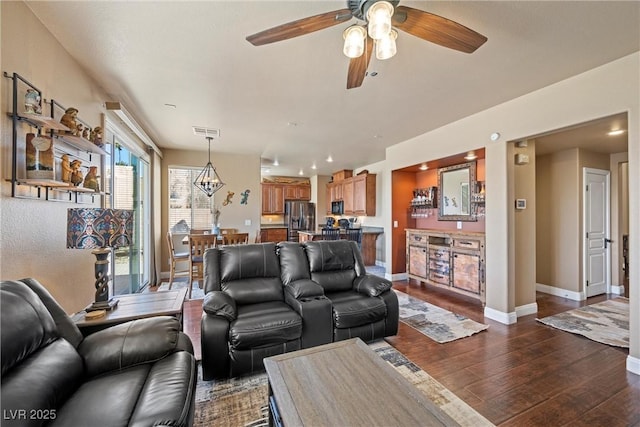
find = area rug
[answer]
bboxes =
[536,297,629,348]
[194,341,493,427]
[395,290,489,343]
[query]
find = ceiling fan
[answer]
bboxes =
[246,0,487,89]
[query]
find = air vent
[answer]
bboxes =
[192,126,220,138]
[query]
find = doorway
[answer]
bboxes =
[530,113,628,301]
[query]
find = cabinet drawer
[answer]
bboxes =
[408,233,427,247]
[429,271,450,285]
[453,238,481,250]
[429,247,450,260]
[429,259,450,275]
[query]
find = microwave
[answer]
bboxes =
[331,200,344,215]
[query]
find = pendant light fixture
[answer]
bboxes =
[194,136,225,197]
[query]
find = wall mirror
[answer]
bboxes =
[438,161,477,221]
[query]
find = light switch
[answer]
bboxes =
[245,219,252,226]
[393,220,398,228]
[457,221,462,229]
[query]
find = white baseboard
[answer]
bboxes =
[375,260,386,268]
[484,306,517,325]
[611,285,625,295]
[389,272,408,281]
[536,283,585,301]
[627,355,640,376]
[516,302,538,318]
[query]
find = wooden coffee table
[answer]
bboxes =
[264,338,459,427]
[71,288,188,336]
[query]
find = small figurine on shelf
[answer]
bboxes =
[70,159,83,186]
[75,123,84,137]
[83,166,99,192]
[90,126,103,147]
[82,127,90,140]
[60,154,72,183]
[24,89,42,115]
[60,107,79,134]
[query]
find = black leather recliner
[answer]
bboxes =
[201,243,308,380]
[0,278,197,427]
[303,240,399,342]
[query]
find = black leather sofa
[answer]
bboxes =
[201,240,398,380]
[1,278,197,427]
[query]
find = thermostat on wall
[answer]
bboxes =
[515,199,527,209]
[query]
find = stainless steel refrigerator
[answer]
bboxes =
[284,200,315,242]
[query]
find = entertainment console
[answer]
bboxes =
[406,229,485,304]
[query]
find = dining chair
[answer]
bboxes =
[166,232,190,289]
[218,228,238,236]
[321,227,341,241]
[188,234,218,299]
[345,228,363,249]
[221,232,250,245]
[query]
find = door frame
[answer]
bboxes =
[582,167,611,297]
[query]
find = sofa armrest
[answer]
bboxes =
[285,279,325,299]
[203,291,237,321]
[78,316,185,377]
[353,274,393,297]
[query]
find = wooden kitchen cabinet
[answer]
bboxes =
[260,227,288,243]
[406,229,485,304]
[352,174,376,216]
[284,184,310,200]
[342,179,354,214]
[261,183,284,214]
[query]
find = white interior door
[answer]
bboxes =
[584,168,611,297]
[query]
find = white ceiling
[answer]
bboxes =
[26,1,639,177]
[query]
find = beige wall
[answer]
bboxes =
[513,141,537,307]
[159,149,261,275]
[1,1,113,312]
[535,148,611,293]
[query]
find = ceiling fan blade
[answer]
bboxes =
[392,6,487,53]
[346,36,374,89]
[247,8,352,46]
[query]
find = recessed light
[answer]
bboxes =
[608,129,626,136]
[419,163,428,171]
[326,156,333,163]
[490,132,500,141]
[311,164,317,170]
[164,103,177,109]
[273,159,279,166]
[298,169,304,176]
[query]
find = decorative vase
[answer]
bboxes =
[24,89,42,114]
[212,224,220,235]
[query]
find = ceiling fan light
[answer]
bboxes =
[367,1,394,40]
[376,28,397,60]
[343,25,367,58]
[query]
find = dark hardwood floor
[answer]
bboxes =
[181,281,640,426]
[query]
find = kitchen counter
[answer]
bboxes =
[260,224,287,229]
[298,227,383,266]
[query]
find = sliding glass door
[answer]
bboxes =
[104,128,150,295]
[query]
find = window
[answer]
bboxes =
[169,167,215,231]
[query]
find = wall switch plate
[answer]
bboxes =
[245,219,251,226]
[457,221,463,229]
[393,220,398,228]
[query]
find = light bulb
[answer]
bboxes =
[367,1,394,40]
[343,25,366,58]
[376,29,397,60]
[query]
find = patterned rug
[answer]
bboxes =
[536,297,629,348]
[194,341,493,427]
[395,290,489,343]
